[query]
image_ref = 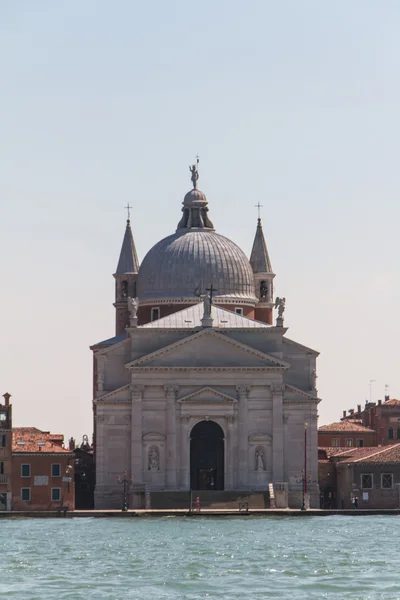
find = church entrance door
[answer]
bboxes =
[190,420,224,490]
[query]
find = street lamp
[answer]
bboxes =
[117,471,134,511]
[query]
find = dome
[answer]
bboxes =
[183,189,207,204]
[137,230,257,305]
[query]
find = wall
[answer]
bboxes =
[318,431,376,448]
[12,454,74,511]
[337,463,400,509]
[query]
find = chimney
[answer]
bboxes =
[69,437,76,451]
[343,410,347,418]
[2,393,11,406]
[357,404,361,413]
[349,409,354,416]
[378,399,382,406]
[385,395,390,402]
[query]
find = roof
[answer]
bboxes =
[141,303,271,329]
[91,332,127,348]
[337,444,400,464]
[116,220,139,275]
[12,427,72,454]
[249,218,273,274]
[382,399,400,406]
[318,420,375,433]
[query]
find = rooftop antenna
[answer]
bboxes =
[124,203,132,223]
[255,202,264,220]
[369,379,376,404]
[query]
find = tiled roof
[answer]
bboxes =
[382,399,400,406]
[141,303,271,329]
[12,427,72,454]
[318,421,375,433]
[343,444,400,464]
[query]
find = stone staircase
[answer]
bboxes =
[150,490,269,509]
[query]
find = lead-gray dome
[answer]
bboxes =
[137,230,257,304]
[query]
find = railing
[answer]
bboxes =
[0,475,9,485]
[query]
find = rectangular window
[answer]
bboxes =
[51,488,61,502]
[345,439,353,447]
[235,307,243,316]
[382,473,393,489]
[21,488,30,501]
[331,439,340,447]
[0,462,3,475]
[151,307,160,322]
[51,464,61,477]
[361,474,373,489]
[0,435,5,448]
[356,439,364,448]
[21,464,31,478]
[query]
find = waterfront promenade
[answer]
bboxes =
[1,508,400,518]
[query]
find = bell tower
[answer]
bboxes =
[114,208,140,335]
[250,213,275,324]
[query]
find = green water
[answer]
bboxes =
[1,516,399,599]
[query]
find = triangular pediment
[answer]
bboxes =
[126,329,289,369]
[178,387,236,404]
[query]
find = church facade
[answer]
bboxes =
[91,165,320,508]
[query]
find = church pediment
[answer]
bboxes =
[126,329,289,370]
[178,387,236,404]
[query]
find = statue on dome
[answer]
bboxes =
[274,296,286,318]
[200,292,211,318]
[189,163,199,189]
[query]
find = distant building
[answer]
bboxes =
[12,428,74,511]
[70,435,94,509]
[318,420,376,449]
[91,164,321,509]
[0,393,12,510]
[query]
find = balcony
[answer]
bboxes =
[0,475,9,485]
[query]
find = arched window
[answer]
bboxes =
[260,280,267,298]
[388,427,394,440]
[121,281,128,298]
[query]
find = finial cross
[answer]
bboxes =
[125,203,132,221]
[206,284,217,304]
[255,202,264,219]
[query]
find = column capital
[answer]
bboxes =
[226,415,235,424]
[130,385,145,400]
[164,385,179,399]
[272,384,285,396]
[236,385,251,400]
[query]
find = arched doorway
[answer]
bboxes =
[190,420,224,490]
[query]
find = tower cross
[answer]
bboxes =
[125,203,132,221]
[255,202,264,219]
[206,284,217,304]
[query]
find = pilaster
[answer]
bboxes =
[236,385,251,488]
[180,415,190,489]
[165,385,179,489]
[131,385,144,483]
[272,384,284,482]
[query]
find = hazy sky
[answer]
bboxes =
[1,1,399,442]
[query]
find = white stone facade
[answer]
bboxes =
[93,306,320,508]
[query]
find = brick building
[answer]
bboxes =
[12,428,74,511]
[0,393,12,510]
[318,420,376,449]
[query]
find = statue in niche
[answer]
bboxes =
[148,446,160,471]
[200,292,211,318]
[255,447,266,472]
[274,296,286,318]
[260,280,268,299]
[128,296,138,321]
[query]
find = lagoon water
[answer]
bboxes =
[1,515,399,599]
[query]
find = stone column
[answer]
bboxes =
[131,385,144,482]
[226,415,235,490]
[180,415,190,489]
[237,386,250,489]
[272,384,284,482]
[165,386,179,489]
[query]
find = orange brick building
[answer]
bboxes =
[12,428,74,511]
[318,420,376,449]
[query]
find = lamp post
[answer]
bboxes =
[117,471,134,511]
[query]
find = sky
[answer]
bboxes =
[1,0,400,443]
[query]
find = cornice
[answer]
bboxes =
[130,366,285,372]
[178,386,237,404]
[284,383,321,402]
[138,297,258,307]
[93,384,130,403]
